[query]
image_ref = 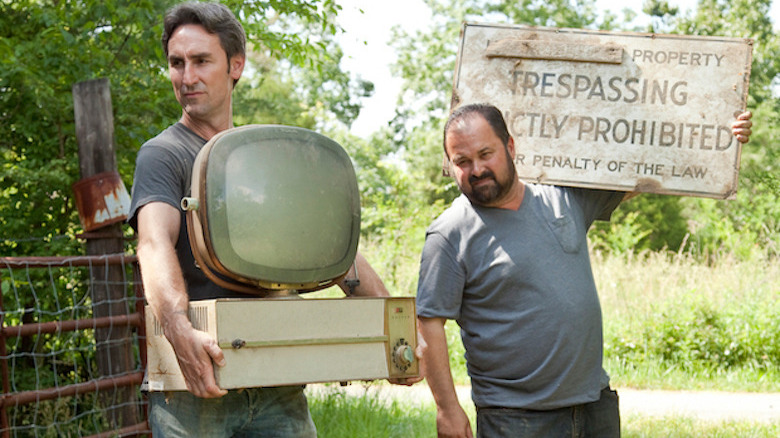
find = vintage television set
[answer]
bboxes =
[145,125,418,391]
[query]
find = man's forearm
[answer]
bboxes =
[138,238,191,336]
[419,316,473,437]
[340,251,390,297]
[419,317,461,410]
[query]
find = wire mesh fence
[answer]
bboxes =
[0,255,148,437]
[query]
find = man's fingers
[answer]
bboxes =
[204,338,226,367]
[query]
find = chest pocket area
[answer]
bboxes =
[550,215,581,254]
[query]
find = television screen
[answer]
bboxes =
[185,125,360,291]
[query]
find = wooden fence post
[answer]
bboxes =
[72,78,139,429]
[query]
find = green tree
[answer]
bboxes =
[629,0,780,257]
[389,0,605,210]
[0,0,362,257]
[387,0,780,258]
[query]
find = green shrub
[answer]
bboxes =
[601,253,780,379]
[608,304,780,372]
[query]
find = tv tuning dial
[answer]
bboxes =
[392,338,414,371]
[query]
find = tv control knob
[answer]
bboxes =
[393,344,414,370]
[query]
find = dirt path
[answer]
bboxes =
[308,384,780,423]
[617,388,779,422]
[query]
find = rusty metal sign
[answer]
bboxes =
[72,171,131,231]
[451,23,753,199]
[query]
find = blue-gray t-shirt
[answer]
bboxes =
[416,183,623,410]
[128,122,251,301]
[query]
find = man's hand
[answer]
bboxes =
[436,405,474,438]
[167,316,228,398]
[732,111,753,143]
[387,326,427,386]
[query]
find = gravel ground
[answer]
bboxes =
[308,384,780,423]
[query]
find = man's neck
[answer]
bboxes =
[497,181,525,211]
[180,112,233,141]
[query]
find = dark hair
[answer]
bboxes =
[443,103,511,157]
[162,2,246,63]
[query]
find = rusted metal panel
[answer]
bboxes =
[451,23,753,199]
[0,254,137,268]
[0,313,142,339]
[0,372,143,408]
[71,171,131,231]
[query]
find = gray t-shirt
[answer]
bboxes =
[128,122,250,301]
[416,183,623,410]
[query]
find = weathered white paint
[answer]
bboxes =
[451,23,753,199]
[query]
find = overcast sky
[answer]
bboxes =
[336,0,779,137]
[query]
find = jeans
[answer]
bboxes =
[476,387,620,438]
[149,386,317,438]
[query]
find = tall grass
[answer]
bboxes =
[595,250,780,391]
[359,240,780,391]
[307,386,436,437]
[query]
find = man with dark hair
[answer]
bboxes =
[161,1,246,86]
[416,103,752,437]
[129,2,394,436]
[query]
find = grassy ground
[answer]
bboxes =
[308,387,780,437]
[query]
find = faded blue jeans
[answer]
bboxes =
[476,386,620,438]
[149,386,316,438]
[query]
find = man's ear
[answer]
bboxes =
[506,136,515,157]
[229,54,245,82]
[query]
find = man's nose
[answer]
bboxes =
[472,160,486,177]
[182,63,198,86]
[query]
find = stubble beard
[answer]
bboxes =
[462,151,518,207]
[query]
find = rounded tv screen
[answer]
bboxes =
[200,125,360,285]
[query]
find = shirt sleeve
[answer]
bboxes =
[415,230,466,320]
[571,188,624,223]
[127,145,187,231]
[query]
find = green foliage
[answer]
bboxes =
[327,127,450,295]
[608,302,780,372]
[231,0,373,128]
[589,210,654,254]
[1,262,143,436]
[0,0,175,257]
[595,249,780,390]
[0,0,359,258]
[684,173,780,259]
[384,0,780,261]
